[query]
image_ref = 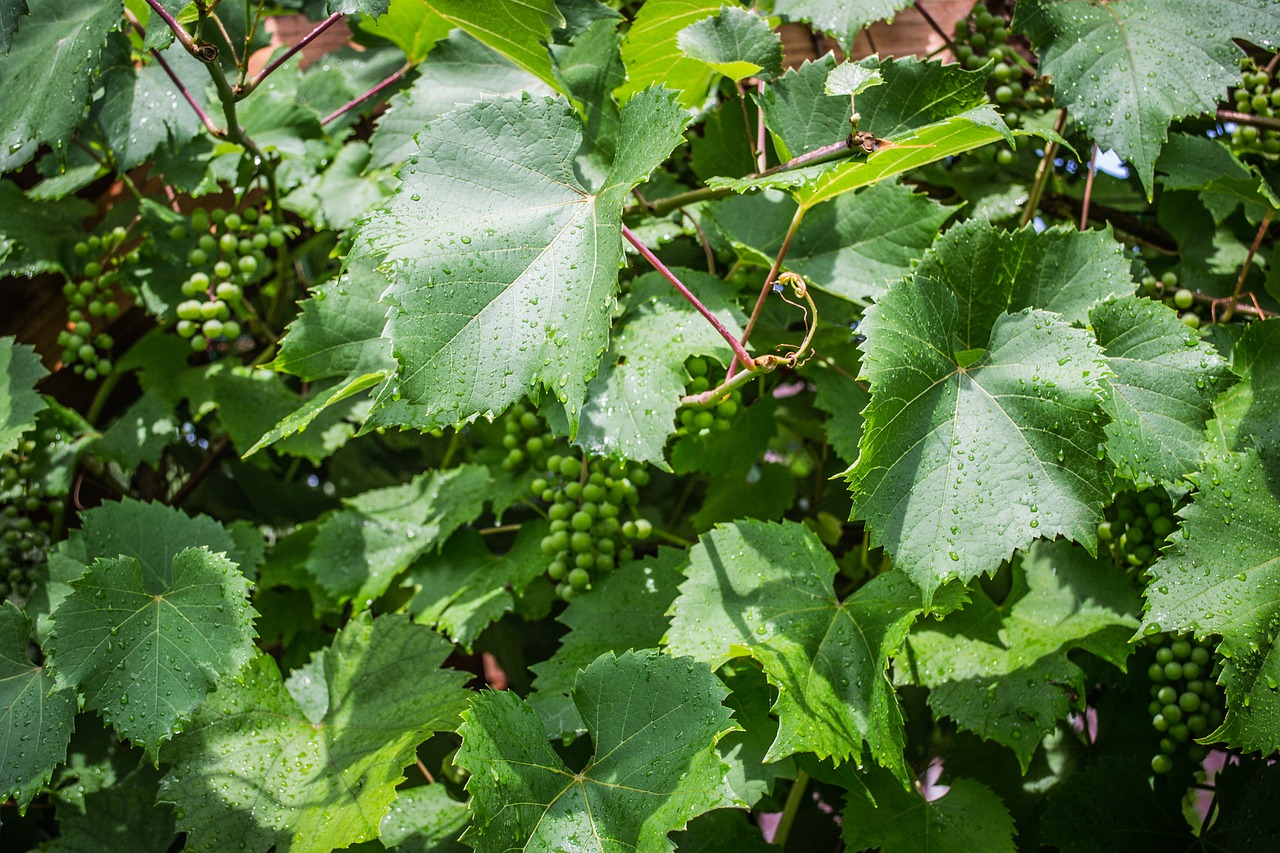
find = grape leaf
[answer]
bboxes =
[0,0,120,172]
[672,808,773,852]
[47,547,256,752]
[1038,757,1194,852]
[207,364,356,462]
[329,0,390,16]
[1,337,47,457]
[551,17,624,164]
[0,0,27,54]
[160,614,471,853]
[379,784,470,852]
[827,61,885,97]
[772,0,916,50]
[96,40,205,170]
[529,548,686,738]
[842,770,1017,853]
[354,0,452,62]
[616,0,722,108]
[272,259,395,383]
[0,603,74,811]
[306,465,492,607]
[908,540,1139,769]
[42,764,176,853]
[677,6,782,82]
[855,56,991,139]
[456,649,739,853]
[1089,295,1232,486]
[1012,0,1280,195]
[563,270,744,467]
[368,31,552,171]
[810,361,869,465]
[354,88,689,433]
[666,520,949,777]
[282,142,394,231]
[758,54,850,160]
[844,222,1116,601]
[1208,318,1280,454]
[708,180,951,304]
[91,389,181,472]
[0,181,94,277]
[1141,448,1280,754]
[715,663,795,807]
[1156,134,1280,221]
[405,523,550,651]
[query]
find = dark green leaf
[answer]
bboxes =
[0,181,93,277]
[42,765,175,853]
[677,6,782,82]
[160,614,471,853]
[457,649,739,852]
[617,0,721,108]
[842,771,1017,853]
[379,784,469,852]
[772,0,915,49]
[1209,318,1280,454]
[758,55,849,160]
[0,337,48,457]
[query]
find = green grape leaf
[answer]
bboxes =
[46,547,256,753]
[91,389,181,472]
[1089,295,1232,486]
[758,55,850,160]
[677,6,782,82]
[826,61,885,97]
[307,465,492,607]
[0,603,74,811]
[712,106,1010,208]
[1141,449,1280,754]
[282,142,394,231]
[772,0,915,50]
[667,519,945,777]
[616,0,722,108]
[673,809,774,853]
[564,270,744,467]
[369,30,553,170]
[207,364,356,462]
[42,764,176,853]
[529,548,686,738]
[273,259,395,382]
[1202,759,1280,850]
[810,360,869,464]
[354,88,689,433]
[845,222,1116,601]
[0,0,28,53]
[0,181,94,277]
[908,540,1139,769]
[1039,757,1194,852]
[842,770,1017,853]
[457,649,739,852]
[715,663,795,807]
[855,56,991,139]
[1156,134,1280,220]
[405,523,550,651]
[1209,318,1280,454]
[0,0,120,172]
[96,40,205,170]
[243,374,383,460]
[329,0,390,16]
[354,0,452,61]
[689,98,758,180]
[160,614,471,853]
[1,337,48,457]
[708,180,951,304]
[365,0,562,87]
[378,784,470,852]
[1012,0,1280,195]
[551,17,624,164]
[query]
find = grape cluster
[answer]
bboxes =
[1147,635,1223,774]
[0,439,60,600]
[173,207,282,352]
[58,226,136,380]
[1097,488,1176,572]
[676,356,740,436]
[1139,270,1202,329]
[499,403,560,472]
[1227,57,1280,156]
[535,454,651,602]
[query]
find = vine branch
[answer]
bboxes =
[728,204,806,379]
[1217,108,1280,132]
[1222,210,1273,322]
[238,12,344,97]
[322,62,413,126]
[1020,108,1068,227]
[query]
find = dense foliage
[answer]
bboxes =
[1,0,1279,849]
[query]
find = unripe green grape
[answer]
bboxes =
[571,511,593,532]
[559,456,582,479]
[569,568,591,591]
[548,561,567,581]
[238,255,258,274]
[1191,646,1210,666]
[189,248,208,266]
[1173,289,1194,309]
[83,261,101,278]
[995,148,1016,165]
[170,224,187,241]
[224,213,242,231]
[199,234,217,252]
[210,208,227,224]
[219,233,238,253]
[191,336,209,352]
[1164,661,1184,680]
[221,321,241,340]
[215,281,241,301]
[1181,312,1200,329]
[202,319,224,339]
[570,531,593,552]
[74,241,89,257]
[268,229,285,247]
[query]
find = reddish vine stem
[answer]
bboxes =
[681,208,717,275]
[1217,109,1280,132]
[1222,210,1274,322]
[1191,288,1276,320]
[621,225,755,368]
[1019,108,1068,227]
[727,204,805,379]
[126,12,224,137]
[322,62,413,125]
[238,12,343,97]
[144,0,200,56]
[1079,142,1099,230]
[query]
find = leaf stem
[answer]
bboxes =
[126,11,224,138]
[621,225,756,369]
[322,62,413,126]
[238,12,344,98]
[1222,210,1273,322]
[774,770,810,849]
[1019,108,1067,227]
[728,204,805,379]
[652,528,694,548]
[1079,142,1099,230]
